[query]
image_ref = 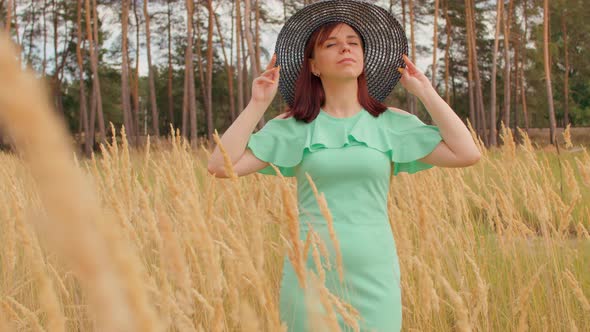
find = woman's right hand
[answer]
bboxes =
[251,53,280,106]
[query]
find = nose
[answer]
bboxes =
[340,43,351,53]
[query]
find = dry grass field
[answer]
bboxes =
[1,122,589,331]
[1,31,590,332]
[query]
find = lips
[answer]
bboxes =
[338,58,355,64]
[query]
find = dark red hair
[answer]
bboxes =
[282,21,388,123]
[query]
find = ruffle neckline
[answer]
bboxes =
[247,108,443,177]
[318,108,365,121]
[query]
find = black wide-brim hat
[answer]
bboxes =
[274,0,408,108]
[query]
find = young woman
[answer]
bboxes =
[208,1,480,331]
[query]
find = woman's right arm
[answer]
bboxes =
[207,101,279,178]
[207,54,281,178]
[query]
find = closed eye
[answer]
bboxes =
[326,42,359,48]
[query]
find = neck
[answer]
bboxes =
[320,77,362,116]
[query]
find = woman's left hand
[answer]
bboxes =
[398,54,432,99]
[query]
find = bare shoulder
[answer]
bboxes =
[387,107,412,116]
[273,112,291,120]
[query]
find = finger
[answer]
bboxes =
[403,55,418,74]
[398,66,410,79]
[260,68,273,79]
[265,53,277,71]
[255,76,275,85]
[398,66,410,81]
[264,53,275,71]
[271,65,280,81]
[403,54,413,66]
[262,65,280,79]
[402,56,412,72]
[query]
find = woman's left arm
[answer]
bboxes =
[398,55,481,167]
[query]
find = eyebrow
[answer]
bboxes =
[325,35,360,41]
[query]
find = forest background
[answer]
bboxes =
[0,0,588,155]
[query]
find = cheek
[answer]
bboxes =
[315,51,331,67]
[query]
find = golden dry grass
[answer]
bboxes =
[1,31,590,331]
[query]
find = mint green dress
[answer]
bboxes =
[247,108,443,332]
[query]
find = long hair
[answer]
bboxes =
[283,22,388,123]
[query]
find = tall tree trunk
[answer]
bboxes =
[191,1,200,142]
[451,56,457,104]
[5,0,11,33]
[214,8,236,123]
[521,0,529,133]
[431,0,439,86]
[465,0,476,130]
[194,0,207,141]
[502,0,514,131]
[240,2,249,108]
[42,0,47,76]
[12,0,20,63]
[401,0,406,39]
[513,23,520,140]
[254,0,261,74]
[143,0,159,136]
[51,0,63,114]
[57,11,71,112]
[408,0,416,114]
[84,0,104,146]
[236,0,244,114]
[205,0,214,145]
[279,0,287,113]
[543,0,556,144]
[408,0,416,115]
[76,0,90,156]
[466,31,476,132]
[167,0,174,130]
[230,0,237,119]
[466,0,487,146]
[89,75,97,149]
[489,0,503,146]
[400,0,409,110]
[85,22,97,148]
[26,2,36,66]
[561,10,570,127]
[12,1,18,46]
[185,0,197,141]
[443,0,451,104]
[244,0,265,128]
[182,56,188,136]
[121,0,133,141]
[131,0,140,141]
[513,30,519,136]
[92,0,105,141]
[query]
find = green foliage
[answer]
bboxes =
[524,0,590,127]
[11,0,590,142]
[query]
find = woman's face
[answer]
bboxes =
[310,23,364,82]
